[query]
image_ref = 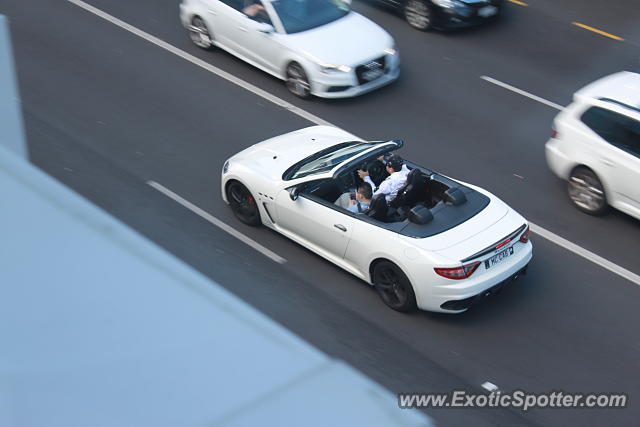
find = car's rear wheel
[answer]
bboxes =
[403,0,433,31]
[227,181,261,226]
[568,167,607,215]
[286,63,311,98]
[373,261,417,312]
[188,16,213,50]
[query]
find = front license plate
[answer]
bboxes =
[362,68,384,82]
[478,5,497,17]
[484,246,514,269]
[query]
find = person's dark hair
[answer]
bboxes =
[358,184,373,200]
[385,154,403,172]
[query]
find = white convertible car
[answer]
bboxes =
[222,126,532,313]
[179,0,400,98]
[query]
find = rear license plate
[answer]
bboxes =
[478,5,497,17]
[484,246,514,269]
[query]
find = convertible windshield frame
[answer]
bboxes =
[270,0,351,34]
[283,141,381,181]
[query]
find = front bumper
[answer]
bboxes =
[311,54,400,99]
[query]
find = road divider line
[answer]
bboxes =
[68,0,640,286]
[65,0,334,128]
[148,180,287,264]
[530,223,640,286]
[506,0,528,6]
[480,76,564,110]
[572,22,624,41]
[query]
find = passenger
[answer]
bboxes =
[243,0,267,18]
[358,154,409,203]
[346,184,373,214]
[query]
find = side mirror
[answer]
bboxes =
[255,22,274,34]
[288,186,300,201]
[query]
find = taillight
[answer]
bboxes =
[434,262,481,280]
[551,128,559,139]
[519,225,530,243]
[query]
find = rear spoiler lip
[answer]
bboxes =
[460,224,527,263]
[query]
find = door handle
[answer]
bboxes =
[237,26,248,32]
[601,158,614,167]
[333,224,347,232]
[207,9,217,15]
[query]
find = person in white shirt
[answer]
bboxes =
[358,155,409,203]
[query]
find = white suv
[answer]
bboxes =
[545,71,640,219]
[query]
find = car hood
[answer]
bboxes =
[281,12,393,67]
[229,126,361,182]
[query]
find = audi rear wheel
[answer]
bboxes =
[188,16,213,50]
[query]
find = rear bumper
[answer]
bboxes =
[440,264,528,311]
[545,138,574,180]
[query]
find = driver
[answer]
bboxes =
[243,0,267,18]
[358,154,409,203]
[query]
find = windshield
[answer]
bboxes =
[286,142,377,180]
[270,0,351,34]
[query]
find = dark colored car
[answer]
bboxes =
[377,0,502,31]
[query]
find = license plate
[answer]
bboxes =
[478,5,497,18]
[362,68,384,82]
[484,246,514,269]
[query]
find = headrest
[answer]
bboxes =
[408,205,433,224]
[443,187,467,205]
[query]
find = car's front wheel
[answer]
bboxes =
[403,0,433,31]
[567,167,607,215]
[226,181,261,226]
[188,16,213,50]
[373,261,417,312]
[285,63,311,98]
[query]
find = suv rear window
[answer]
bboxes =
[581,107,640,157]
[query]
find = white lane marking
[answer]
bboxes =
[530,224,640,286]
[480,76,564,111]
[66,0,334,128]
[481,381,499,392]
[148,181,287,264]
[68,0,640,286]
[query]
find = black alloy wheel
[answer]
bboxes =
[227,182,261,226]
[189,16,213,49]
[403,0,433,31]
[567,167,607,215]
[285,63,311,98]
[373,261,417,312]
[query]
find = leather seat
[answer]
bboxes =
[391,169,429,209]
[366,196,388,222]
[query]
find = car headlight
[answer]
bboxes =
[318,63,352,73]
[222,160,230,174]
[384,44,397,56]
[432,0,464,8]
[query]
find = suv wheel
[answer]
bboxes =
[568,167,607,215]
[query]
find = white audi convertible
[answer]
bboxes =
[179,0,399,98]
[221,126,533,313]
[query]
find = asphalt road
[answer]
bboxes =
[4,0,640,425]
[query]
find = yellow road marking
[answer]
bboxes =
[572,22,624,41]
[506,0,528,6]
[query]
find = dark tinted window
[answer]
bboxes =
[581,107,640,157]
[220,0,244,11]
